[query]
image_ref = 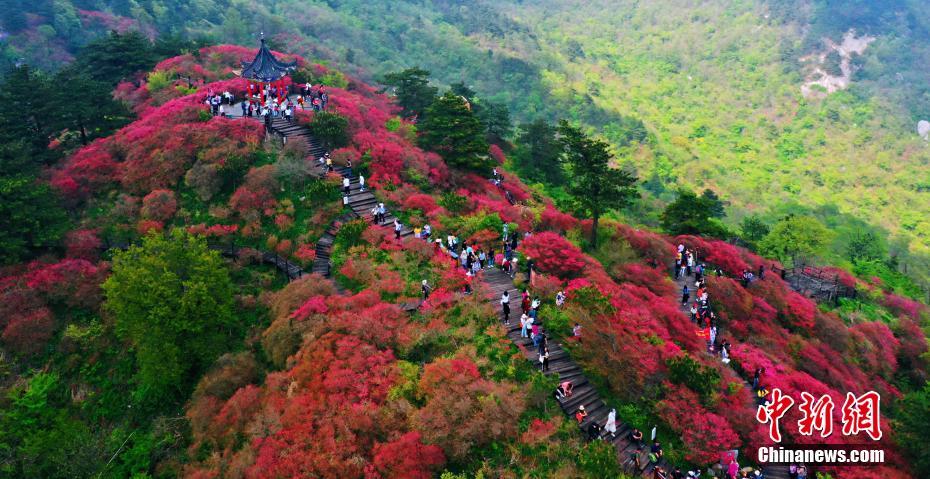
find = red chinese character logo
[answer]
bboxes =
[841,391,882,440]
[797,392,834,438]
[756,388,795,443]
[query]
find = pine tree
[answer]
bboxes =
[418,92,491,173]
[557,121,638,249]
[381,67,438,119]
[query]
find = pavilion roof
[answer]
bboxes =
[240,38,297,82]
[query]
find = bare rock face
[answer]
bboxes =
[918,120,930,141]
[800,30,875,98]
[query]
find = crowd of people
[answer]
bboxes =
[325,155,797,479]
[207,82,331,126]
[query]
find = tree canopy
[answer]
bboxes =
[759,214,834,266]
[418,91,492,173]
[103,229,237,406]
[557,120,638,249]
[660,189,730,238]
[381,67,438,119]
[513,119,564,185]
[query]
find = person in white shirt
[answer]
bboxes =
[358,174,365,191]
[343,177,350,195]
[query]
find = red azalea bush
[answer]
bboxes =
[656,384,742,464]
[140,189,177,221]
[518,232,589,279]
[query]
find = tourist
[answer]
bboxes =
[681,285,690,305]
[510,257,518,278]
[423,224,431,239]
[394,219,402,240]
[631,428,644,449]
[753,367,765,391]
[343,176,350,195]
[526,257,535,283]
[359,174,365,192]
[378,203,386,224]
[501,291,511,324]
[756,386,770,406]
[571,323,582,342]
[421,279,431,300]
[556,290,566,308]
[520,313,531,338]
[539,346,549,372]
[587,421,602,441]
[464,270,474,295]
[218,103,226,117]
[575,405,588,423]
[240,101,247,116]
[651,440,663,459]
[326,155,333,172]
[605,408,617,438]
[690,303,698,322]
[413,226,422,239]
[531,322,541,347]
[788,464,798,479]
[555,380,573,400]
[370,205,379,224]
[536,332,547,355]
[521,290,531,314]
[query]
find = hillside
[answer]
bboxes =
[3,0,930,282]
[0,44,927,478]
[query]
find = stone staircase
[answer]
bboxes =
[481,267,674,477]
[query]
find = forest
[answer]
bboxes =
[0,2,929,479]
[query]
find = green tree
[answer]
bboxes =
[103,229,237,406]
[307,111,350,150]
[419,91,491,173]
[896,383,930,476]
[740,215,770,244]
[759,214,834,266]
[0,175,69,264]
[74,31,158,85]
[476,101,512,146]
[0,143,69,264]
[52,68,132,145]
[846,230,886,264]
[0,373,100,479]
[513,119,564,184]
[557,120,638,249]
[660,189,729,237]
[701,189,725,218]
[0,65,56,160]
[449,82,512,145]
[380,67,438,118]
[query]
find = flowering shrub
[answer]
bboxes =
[518,232,589,279]
[141,189,178,221]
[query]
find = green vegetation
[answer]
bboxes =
[103,229,238,407]
[895,383,930,476]
[380,67,438,118]
[419,91,492,173]
[557,120,639,249]
[660,189,729,238]
[759,214,835,266]
[306,111,350,150]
